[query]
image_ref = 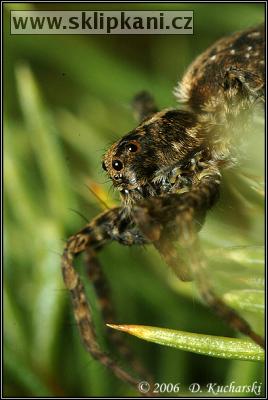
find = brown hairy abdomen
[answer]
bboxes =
[179,24,264,113]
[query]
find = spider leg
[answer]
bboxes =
[62,207,153,392]
[132,91,159,122]
[133,169,264,348]
[187,238,264,348]
[84,248,153,382]
[154,236,194,282]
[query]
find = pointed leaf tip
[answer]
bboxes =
[106,324,264,362]
[106,323,141,334]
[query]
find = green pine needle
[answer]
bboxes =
[107,324,264,362]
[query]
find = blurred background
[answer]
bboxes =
[4,2,265,397]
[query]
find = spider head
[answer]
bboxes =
[102,109,203,200]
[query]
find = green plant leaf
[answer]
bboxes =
[107,324,264,362]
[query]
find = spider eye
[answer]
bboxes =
[127,141,141,153]
[102,161,107,171]
[128,143,138,152]
[112,160,123,171]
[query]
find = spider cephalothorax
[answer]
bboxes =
[103,109,207,204]
[62,24,264,394]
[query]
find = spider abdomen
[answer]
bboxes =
[177,24,264,115]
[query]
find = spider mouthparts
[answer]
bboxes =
[119,186,145,198]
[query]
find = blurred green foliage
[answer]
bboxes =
[4,2,264,397]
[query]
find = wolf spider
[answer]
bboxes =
[62,25,264,392]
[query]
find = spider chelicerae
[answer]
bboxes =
[62,24,264,392]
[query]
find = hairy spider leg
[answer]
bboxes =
[84,248,153,382]
[133,169,264,349]
[62,207,154,393]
